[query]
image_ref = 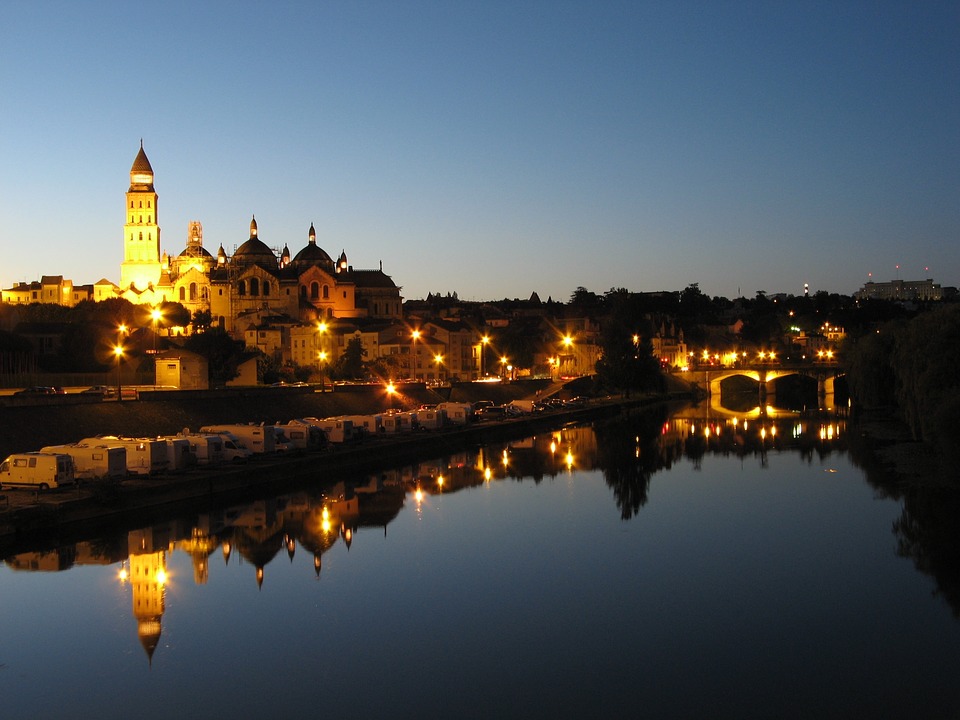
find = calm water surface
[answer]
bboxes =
[1,408,958,719]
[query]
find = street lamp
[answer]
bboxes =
[411,329,421,381]
[151,308,162,354]
[318,351,328,392]
[500,355,508,379]
[114,324,127,399]
[434,353,444,382]
[480,334,490,379]
[317,321,328,391]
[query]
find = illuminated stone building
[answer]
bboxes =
[93,144,403,337]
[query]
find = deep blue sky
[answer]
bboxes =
[2,1,957,301]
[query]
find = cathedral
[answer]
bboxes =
[94,143,403,333]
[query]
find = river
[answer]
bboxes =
[1,404,958,719]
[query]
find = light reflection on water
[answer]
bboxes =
[1,407,958,719]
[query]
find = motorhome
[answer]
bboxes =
[415,408,446,430]
[200,431,253,462]
[438,402,473,425]
[0,452,75,490]
[301,417,354,444]
[40,444,126,480]
[79,437,167,476]
[340,415,383,438]
[275,421,325,451]
[381,412,412,434]
[158,437,193,472]
[199,424,277,455]
[177,433,226,466]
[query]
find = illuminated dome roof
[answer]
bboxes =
[179,245,213,259]
[293,224,333,266]
[233,215,278,267]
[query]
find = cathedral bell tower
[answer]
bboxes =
[120,141,162,291]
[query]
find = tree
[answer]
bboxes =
[595,293,662,397]
[331,336,365,379]
[184,327,245,386]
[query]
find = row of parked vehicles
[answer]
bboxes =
[0,396,587,492]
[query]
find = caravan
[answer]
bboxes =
[40,444,126,480]
[0,452,75,490]
[79,437,167,476]
[199,425,277,455]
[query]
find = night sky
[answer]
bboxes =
[2,1,957,301]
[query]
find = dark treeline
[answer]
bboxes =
[844,303,960,476]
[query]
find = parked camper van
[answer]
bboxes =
[158,437,193,472]
[199,425,277,455]
[0,452,75,490]
[40,444,126,480]
[177,433,226,466]
[438,402,473,425]
[300,417,354,444]
[275,421,325,451]
[196,430,253,462]
[79,437,167,476]
[340,415,383,438]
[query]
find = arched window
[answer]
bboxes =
[310,282,319,300]
[189,283,197,301]
[262,281,270,296]
[139,201,142,208]
[250,277,260,296]
[139,232,143,241]
[179,287,186,301]
[130,201,134,208]
[238,280,246,296]
[300,285,306,297]
[322,285,329,299]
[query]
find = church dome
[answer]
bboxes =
[292,223,333,266]
[233,215,278,267]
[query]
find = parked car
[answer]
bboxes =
[81,385,118,398]
[14,386,56,395]
[476,405,506,421]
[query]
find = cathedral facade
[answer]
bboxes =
[95,144,403,333]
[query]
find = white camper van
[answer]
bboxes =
[79,437,167,476]
[274,421,325,451]
[195,430,252,462]
[438,402,473,425]
[340,415,383,438]
[158,437,193,472]
[178,433,226,465]
[40,444,126,480]
[0,452,75,490]
[199,425,277,454]
[301,417,354,444]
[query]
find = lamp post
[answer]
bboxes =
[434,353,444,382]
[480,334,489,379]
[500,355,508,380]
[115,324,127,399]
[151,308,162,354]
[317,321,327,391]
[318,351,328,392]
[562,334,574,376]
[411,329,421,381]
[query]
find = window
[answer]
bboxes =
[238,280,246,296]
[300,285,306,297]
[263,281,270,296]
[310,282,319,300]
[250,278,260,296]
[179,287,186,301]
[323,285,329,299]
[189,283,197,301]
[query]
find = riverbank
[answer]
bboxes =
[0,390,685,552]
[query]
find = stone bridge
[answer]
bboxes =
[688,365,844,402]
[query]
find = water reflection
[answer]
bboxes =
[5,402,959,669]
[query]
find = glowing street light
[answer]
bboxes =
[480,334,490,378]
[434,353,444,381]
[317,321,328,392]
[151,307,162,354]
[411,329,421,381]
